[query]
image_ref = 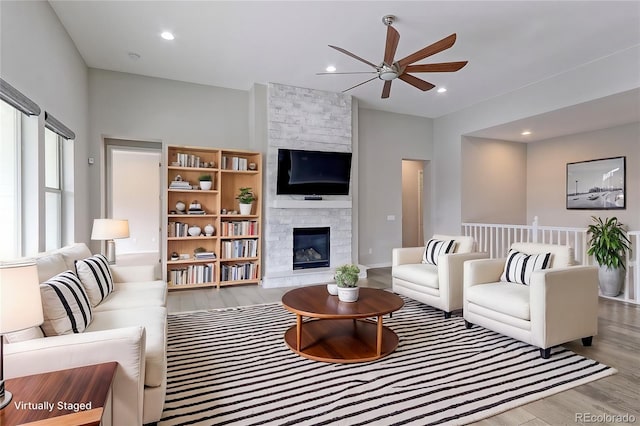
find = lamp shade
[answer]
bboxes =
[0,261,43,334]
[91,219,130,240]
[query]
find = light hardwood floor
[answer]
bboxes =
[167,268,640,425]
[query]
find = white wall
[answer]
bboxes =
[434,46,640,234]
[358,108,433,266]
[461,137,527,224]
[0,0,90,251]
[526,122,639,230]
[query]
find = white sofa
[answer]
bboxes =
[4,243,168,425]
[463,242,599,359]
[392,235,488,318]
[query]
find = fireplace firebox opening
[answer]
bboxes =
[293,227,330,270]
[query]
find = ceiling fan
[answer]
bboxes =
[319,15,468,99]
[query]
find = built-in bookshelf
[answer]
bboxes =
[164,145,262,290]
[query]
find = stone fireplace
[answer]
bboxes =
[262,83,357,288]
[293,227,330,270]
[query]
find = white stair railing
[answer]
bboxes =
[462,218,638,305]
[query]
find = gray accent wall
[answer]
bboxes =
[526,122,639,230]
[0,0,89,252]
[358,108,433,266]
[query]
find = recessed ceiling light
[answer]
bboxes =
[161,31,175,41]
[437,87,447,93]
[521,130,532,136]
[326,65,336,73]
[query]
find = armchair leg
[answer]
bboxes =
[582,336,593,347]
[464,320,473,329]
[444,311,452,319]
[540,348,551,359]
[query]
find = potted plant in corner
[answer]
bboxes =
[335,264,360,302]
[236,187,256,215]
[199,174,213,190]
[587,216,631,297]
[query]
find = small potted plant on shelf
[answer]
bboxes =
[335,264,360,302]
[236,187,256,215]
[199,174,213,190]
[587,216,631,297]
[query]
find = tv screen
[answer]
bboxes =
[276,149,352,195]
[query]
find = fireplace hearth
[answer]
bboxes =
[293,227,330,270]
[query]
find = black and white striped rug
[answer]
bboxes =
[159,298,614,425]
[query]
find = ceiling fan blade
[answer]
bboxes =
[342,76,378,93]
[329,45,378,69]
[381,81,392,99]
[316,71,378,75]
[397,33,458,68]
[404,61,468,73]
[398,74,435,91]
[383,25,400,66]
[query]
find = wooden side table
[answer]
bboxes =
[0,362,117,426]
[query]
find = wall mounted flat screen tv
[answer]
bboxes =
[276,149,352,195]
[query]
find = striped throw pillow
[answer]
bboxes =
[40,270,93,336]
[422,239,457,265]
[75,254,114,307]
[500,249,552,285]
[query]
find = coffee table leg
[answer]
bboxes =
[376,315,383,356]
[296,314,302,351]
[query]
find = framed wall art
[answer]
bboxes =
[566,156,625,210]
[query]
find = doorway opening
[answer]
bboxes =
[105,138,162,265]
[401,159,430,247]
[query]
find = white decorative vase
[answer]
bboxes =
[188,226,201,237]
[239,203,252,215]
[337,286,359,302]
[200,180,212,190]
[204,224,215,236]
[598,264,624,297]
[327,283,338,295]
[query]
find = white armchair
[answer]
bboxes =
[392,235,488,318]
[463,242,599,359]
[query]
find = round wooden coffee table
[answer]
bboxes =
[281,285,404,363]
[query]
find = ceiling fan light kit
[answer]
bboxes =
[322,15,468,99]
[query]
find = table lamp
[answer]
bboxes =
[91,219,130,264]
[0,260,44,409]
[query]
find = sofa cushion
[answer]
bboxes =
[75,254,114,307]
[393,263,439,289]
[3,327,44,344]
[58,243,93,270]
[87,307,167,387]
[422,239,456,265]
[433,234,475,254]
[94,280,167,312]
[466,282,531,321]
[510,242,574,268]
[500,249,552,285]
[35,253,68,283]
[40,271,93,336]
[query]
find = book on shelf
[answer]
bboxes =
[220,220,259,236]
[194,252,216,259]
[175,153,202,168]
[169,181,193,189]
[221,239,258,259]
[220,262,258,281]
[221,155,248,171]
[170,263,215,285]
[187,209,206,215]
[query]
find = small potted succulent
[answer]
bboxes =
[199,174,213,190]
[236,187,256,215]
[335,264,360,302]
